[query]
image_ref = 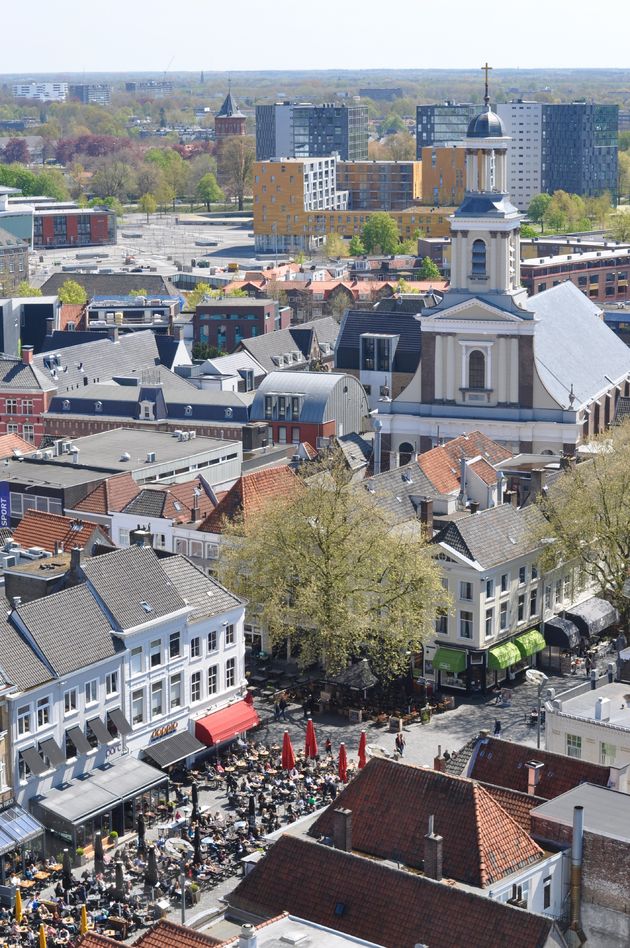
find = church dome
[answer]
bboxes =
[467,105,505,139]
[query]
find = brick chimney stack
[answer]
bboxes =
[423,815,443,881]
[333,808,352,853]
[22,346,33,365]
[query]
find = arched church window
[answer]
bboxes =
[468,350,486,390]
[398,442,414,467]
[471,239,487,276]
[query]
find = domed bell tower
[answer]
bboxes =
[449,63,525,303]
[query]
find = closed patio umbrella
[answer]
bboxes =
[281,730,295,771]
[193,826,202,866]
[114,861,125,899]
[14,888,23,923]
[191,782,199,808]
[62,849,73,890]
[358,730,367,770]
[93,832,105,875]
[137,814,146,852]
[80,904,89,935]
[248,794,256,832]
[39,922,47,948]
[145,845,159,888]
[305,717,318,760]
[338,742,348,783]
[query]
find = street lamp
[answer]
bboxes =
[526,668,548,750]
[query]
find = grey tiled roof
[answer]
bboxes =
[434,503,544,568]
[82,545,187,629]
[160,554,243,621]
[336,432,373,471]
[362,460,440,526]
[237,318,339,374]
[122,489,168,519]
[15,584,122,677]
[0,615,53,692]
[40,272,178,299]
[0,358,55,392]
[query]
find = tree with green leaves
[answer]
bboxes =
[192,342,222,361]
[608,209,630,242]
[536,423,630,622]
[57,280,87,305]
[348,235,366,257]
[217,455,446,679]
[527,194,552,232]
[196,173,223,211]
[138,193,157,222]
[185,282,213,311]
[13,281,42,298]
[324,233,346,259]
[520,223,538,239]
[417,256,441,280]
[361,212,400,255]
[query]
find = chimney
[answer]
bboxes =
[53,540,62,555]
[108,326,119,343]
[433,745,445,773]
[191,502,200,523]
[419,499,433,536]
[333,807,352,853]
[172,324,184,341]
[504,489,518,508]
[238,924,257,948]
[529,468,546,499]
[459,456,467,503]
[526,761,544,795]
[607,661,615,684]
[70,547,83,571]
[423,815,443,881]
[46,316,55,336]
[12,596,21,610]
[469,500,480,514]
[594,696,610,721]
[570,806,586,942]
[22,346,33,365]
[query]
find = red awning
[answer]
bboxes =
[195,700,260,747]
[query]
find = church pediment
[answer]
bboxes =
[423,296,533,325]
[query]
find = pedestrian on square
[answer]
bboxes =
[274,701,281,721]
[325,737,332,756]
[279,696,288,721]
[494,719,502,737]
[395,732,406,757]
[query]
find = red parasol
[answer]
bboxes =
[305,717,318,759]
[358,730,367,770]
[338,742,348,782]
[281,729,295,770]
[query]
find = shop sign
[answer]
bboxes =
[150,721,178,742]
[106,742,122,758]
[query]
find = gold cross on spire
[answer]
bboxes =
[481,62,492,105]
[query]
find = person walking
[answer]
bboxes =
[279,696,288,721]
[395,732,406,757]
[325,737,332,757]
[493,719,502,737]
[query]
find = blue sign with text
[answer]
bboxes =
[0,482,10,528]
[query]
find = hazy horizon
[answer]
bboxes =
[4,0,630,73]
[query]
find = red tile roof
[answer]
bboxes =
[59,303,87,331]
[74,472,140,515]
[199,466,303,534]
[469,456,499,486]
[229,835,559,948]
[134,919,224,948]
[0,433,35,459]
[418,431,512,494]
[12,509,110,554]
[482,784,545,832]
[309,758,543,887]
[464,736,613,800]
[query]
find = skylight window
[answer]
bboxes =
[140,601,153,613]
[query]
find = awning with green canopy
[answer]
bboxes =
[487,641,521,670]
[433,648,467,674]
[514,629,546,658]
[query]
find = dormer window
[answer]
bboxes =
[95,400,103,412]
[184,405,192,416]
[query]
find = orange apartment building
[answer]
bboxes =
[335,160,423,211]
[420,145,466,206]
[253,157,453,252]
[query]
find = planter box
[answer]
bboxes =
[389,716,402,732]
[348,709,362,724]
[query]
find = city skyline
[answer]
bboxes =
[3,0,630,73]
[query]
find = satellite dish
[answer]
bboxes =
[526,669,548,686]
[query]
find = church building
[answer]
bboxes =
[341,80,630,466]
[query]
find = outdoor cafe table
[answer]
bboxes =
[48,863,63,872]
[19,879,35,888]
[34,871,50,881]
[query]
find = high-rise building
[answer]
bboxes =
[496,101,543,211]
[69,83,112,106]
[416,102,477,155]
[541,103,618,202]
[12,81,67,103]
[255,103,368,161]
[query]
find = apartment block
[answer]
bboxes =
[68,83,112,106]
[496,101,543,211]
[420,145,466,206]
[336,160,422,211]
[256,103,368,161]
[416,102,477,155]
[541,103,618,202]
[12,81,68,102]
[253,158,452,252]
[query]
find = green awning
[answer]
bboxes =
[514,629,546,658]
[433,648,467,674]
[487,641,521,670]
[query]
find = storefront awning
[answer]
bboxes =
[87,717,115,747]
[432,648,467,674]
[31,756,167,829]
[487,641,521,671]
[514,629,546,658]
[20,746,48,777]
[142,731,205,769]
[565,598,618,639]
[108,708,132,737]
[544,616,581,649]
[195,700,261,747]
[0,805,44,856]
[66,725,92,756]
[39,737,67,769]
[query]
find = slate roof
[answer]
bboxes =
[362,460,438,526]
[445,735,613,801]
[434,503,545,568]
[530,280,630,407]
[14,584,122,678]
[335,432,372,472]
[309,758,543,888]
[0,433,36,458]
[335,308,423,374]
[82,545,187,629]
[40,272,178,299]
[0,614,53,691]
[237,318,339,374]
[418,432,512,495]
[0,357,55,392]
[12,509,111,554]
[74,472,140,515]
[229,835,560,948]
[199,467,302,534]
[160,555,243,621]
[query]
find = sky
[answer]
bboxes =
[2,0,630,73]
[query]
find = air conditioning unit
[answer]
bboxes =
[43,449,54,460]
[0,553,16,569]
[189,430,196,439]
[146,451,156,463]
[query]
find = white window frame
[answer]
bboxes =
[190,637,201,659]
[130,646,143,675]
[150,639,162,668]
[191,671,202,703]
[207,630,217,653]
[225,623,235,646]
[170,673,182,710]
[225,658,236,689]
[208,665,218,695]
[131,689,145,726]
[64,689,78,716]
[85,680,98,706]
[105,671,118,696]
[151,680,164,719]
[36,697,51,729]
